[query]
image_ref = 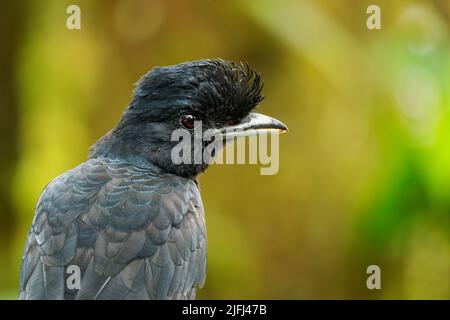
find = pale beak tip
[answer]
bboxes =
[272,120,288,134]
[279,123,288,133]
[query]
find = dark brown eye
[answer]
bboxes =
[179,114,199,130]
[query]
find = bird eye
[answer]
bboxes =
[179,114,199,130]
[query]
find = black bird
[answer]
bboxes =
[19,59,288,300]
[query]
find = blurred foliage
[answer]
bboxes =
[0,0,449,299]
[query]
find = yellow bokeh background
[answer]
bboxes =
[0,0,449,299]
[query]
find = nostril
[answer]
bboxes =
[226,119,240,126]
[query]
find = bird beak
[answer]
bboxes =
[218,112,288,139]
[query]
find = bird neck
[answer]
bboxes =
[89,128,209,179]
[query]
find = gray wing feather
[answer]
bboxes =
[19,158,207,300]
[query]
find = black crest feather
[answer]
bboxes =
[129,58,264,120]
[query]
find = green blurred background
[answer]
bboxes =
[0,0,449,299]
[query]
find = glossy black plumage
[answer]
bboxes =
[19,59,283,300]
[20,158,206,299]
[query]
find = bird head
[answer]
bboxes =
[90,59,288,178]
